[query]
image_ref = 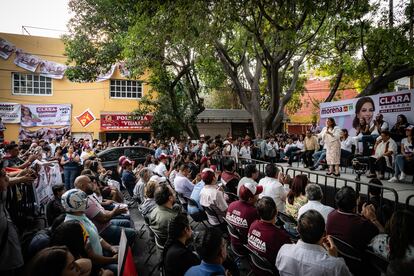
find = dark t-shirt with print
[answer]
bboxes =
[226,200,259,252]
[248,220,291,265]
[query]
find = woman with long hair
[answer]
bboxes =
[319,117,342,176]
[370,210,414,260]
[285,174,309,219]
[390,114,409,143]
[352,97,375,129]
[163,214,200,276]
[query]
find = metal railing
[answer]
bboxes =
[212,155,401,213]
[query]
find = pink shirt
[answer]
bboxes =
[85,195,110,233]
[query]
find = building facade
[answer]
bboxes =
[0,33,152,142]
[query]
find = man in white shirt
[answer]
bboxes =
[258,164,288,212]
[367,130,398,179]
[276,210,351,276]
[239,140,252,160]
[237,164,259,196]
[230,139,239,162]
[298,184,334,222]
[49,138,59,156]
[266,138,278,163]
[173,163,194,199]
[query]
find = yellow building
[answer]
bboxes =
[0,32,152,142]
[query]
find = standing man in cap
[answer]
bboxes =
[226,181,262,254]
[154,153,173,178]
[239,140,252,160]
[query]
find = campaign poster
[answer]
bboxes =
[0,102,21,123]
[33,163,63,205]
[39,60,67,79]
[21,104,71,127]
[19,126,71,141]
[0,37,16,60]
[100,113,152,131]
[14,50,42,72]
[319,90,414,136]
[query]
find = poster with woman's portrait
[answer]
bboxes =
[319,90,414,137]
[0,37,16,60]
[14,50,42,72]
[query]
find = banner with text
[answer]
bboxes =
[14,50,42,72]
[0,102,21,123]
[319,90,414,136]
[39,60,67,79]
[0,37,16,60]
[21,104,71,127]
[19,126,71,141]
[100,113,152,131]
[33,163,63,205]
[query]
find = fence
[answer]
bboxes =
[212,155,401,214]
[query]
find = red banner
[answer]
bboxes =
[100,113,152,131]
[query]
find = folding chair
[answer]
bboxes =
[330,236,363,275]
[365,249,389,274]
[243,244,279,276]
[185,197,209,228]
[223,218,248,262]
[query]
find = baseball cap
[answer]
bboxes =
[149,175,167,184]
[223,140,231,145]
[118,155,127,165]
[201,168,215,183]
[239,182,263,201]
[61,189,88,213]
[159,153,168,160]
[405,125,414,130]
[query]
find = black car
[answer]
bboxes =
[97,146,154,176]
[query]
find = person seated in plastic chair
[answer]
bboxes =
[389,125,414,183]
[276,210,352,276]
[367,130,397,180]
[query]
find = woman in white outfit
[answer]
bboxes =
[318,117,342,176]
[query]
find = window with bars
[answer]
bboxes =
[110,80,142,99]
[12,72,52,95]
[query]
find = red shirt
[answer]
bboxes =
[326,210,379,251]
[248,220,291,265]
[226,200,259,252]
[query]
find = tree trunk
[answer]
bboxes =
[324,68,344,102]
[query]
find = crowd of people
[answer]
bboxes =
[0,117,413,276]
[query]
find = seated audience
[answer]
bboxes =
[303,130,319,168]
[27,246,94,276]
[390,114,410,143]
[364,178,393,226]
[199,168,228,226]
[298,184,334,222]
[174,164,195,199]
[367,130,397,179]
[46,184,66,226]
[148,183,179,245]
[133,168,152,204]
[389,125,413,183]
[258,164,288,212]
[187,168,213,215]
[276,210,351,276]
[138,180,159,217]
[369,210,414,261]
[220,159,240,195]
[340,129,353,160]
[248,197,291,272]
[185,228,228,276]
[75,175,136,246]
[120,159,136,197]
[285,174,308,219]
[237,164,259,196]
[326,186,383,252]
[226,182,261,253]
[163,214,200,276]
[61,189,118,273]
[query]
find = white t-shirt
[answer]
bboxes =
[401,138,414,154]
[258,176,288,212]
[154,162,167,177]
[239,146,251,159]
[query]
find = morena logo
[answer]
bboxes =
[321,104,353,115]
[379,93,411,106]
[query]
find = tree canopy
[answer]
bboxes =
[64,0,414,137]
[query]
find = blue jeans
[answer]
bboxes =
[63,167,79,190]
[312,150,326,168]
[394,154,405,177]
[100,219,136,246]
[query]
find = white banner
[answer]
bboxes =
[0,37,16,60]
[21,104,71,127]
[33,163,62,205]
[14,50,42,72]
[40,60,67,79]
[96,64,116,82]
[319,90,414,136]
[0,102,21,123]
